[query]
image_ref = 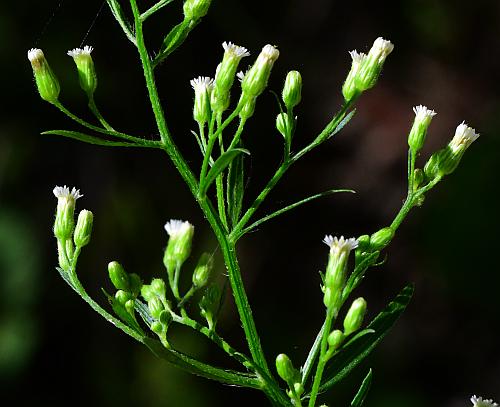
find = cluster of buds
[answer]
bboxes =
[141,278,172,337]
[342,37,394,102]
[424,121,479,179]
[275,353,304,398]
[52,186,93,270]
[275,71,302,146]
[108,261,142,318]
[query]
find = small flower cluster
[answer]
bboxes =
[471,395,499,407]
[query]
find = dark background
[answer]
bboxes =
[1,0,499,405]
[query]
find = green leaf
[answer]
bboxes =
[342,251,380,301]
[351,369,373,406]
[143,337,261,389]
[155,18,199,66]
[227,151,245,227]
[327,109,356,140]
[241,189,354,235]
[200,148,249,197]
[317,284,414,393]
[42,130,138,148]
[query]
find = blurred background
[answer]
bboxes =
[1,0,499,405]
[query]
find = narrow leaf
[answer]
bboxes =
[143,337,261,389]
[200,148,249,196]
[342,251,380,301]
[42,130,139,148]
[242,189,354,235]
[155,18,199,66]
[227,151,245,227]
[351,369,373,406]
[327,109,356,140]
[317,284,414,393]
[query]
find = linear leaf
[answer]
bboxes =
[317,284,414,393]
[351,369,373,406]
[227,151,245,227]
[42,130,139,148]
[327,109,356,140]
[200,148,249,196]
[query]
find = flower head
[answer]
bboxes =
[449,121,480,153]
[371,37,394,63]
[408,105,437,153]
[53,185,83,240]
[27,48,60,103]
[471,395,498,407]
[190,76,214,92]
[354,37,394,91]
[190,76,214,124]
[241,44,280,98]
[323,235,359,255]
[67,45,93,58]
[413,105,436,122]
[67,45,97,96]
[53,185,83,201]
[164,219,194,238]
[222,41,250,59]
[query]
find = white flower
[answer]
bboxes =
[371,37,394,62]
[190,76,214,92]
[471,395,498,407]
[53,185,83,201]
[67,45,93,58]
[413,105,437,121]
[222,41,250,58]
[323,235,359,255]
[449,121,480,153]
[260,44,280,62]
[349,50,367,68]
[27,48,44,62]
[164,219,194,238]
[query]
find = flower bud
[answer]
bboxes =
[327,329,344,351]
[128,273,142,296]
[193,253,213,288]
[148,297,164,319]
[343,297,367,336]
[238,94,256,120]
[53,186,83,241]
[183,0,211,20]
[125,299,135,314]
[151,278,167,298]
[355,37,394,91]
[323,236,358,295]
[241,44,279,98]
[275,354,299,385]
[190,76,213,125]
[408,105,436,153]
[28,48,60,104]
[276,112,294,141]
[74,209,93,248]
[108,261,130,291]
[151,321,165,335]
[57,240,71,270]
[141,284,154,302]
[369,227,394,251]
[115,289,132,305]
[282,70,302,109]
[210,86,231,115]
[67,46,97,97]
[342,50,367,101]
[163,220,194,273]
[159,310,172,325]
[413,168,424,190]
[199,284,221,329]
[214,42,249,96]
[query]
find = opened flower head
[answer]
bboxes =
[67,45,93,58]
[53,185,83,202]
[164,219,194,238]
[370,37,394,63]
[323,235,359,256]
[471,395,498,407]
[190,76,214,92]
[349,50,367,69]
[449,121,480,153]
[413,105,436,122]
[27,48,44,65]
[222,41,250,59]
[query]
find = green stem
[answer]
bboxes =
[88,95,114,131]
[140,0,175,21]
[106,0,137,45]
[308,308,335,407]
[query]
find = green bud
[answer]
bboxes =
[343,297,367,336]
[125,299,135,314]
[151,278,167,298]
[148,297,164,319]
[108,261,130,291]
[210,87,231,115]
[151,321,164,335]
[356,235,370,252]
[275,354,299,385]
[74,209,93,248]
[128,273,142,296]
[355,37,394,91]
[369,227,394,251]
[53,186,82,241]
[159,310,172,325]
[164,220,195,273]
[293,382,304,396]
[183,0,211,20]
[239,96,256,120]
[141,284,155,302]
[282,70,302,109]
[193,253,213,288]
[28,48,60,104]
[323,236,358,294]
[323,286,341,310]
[276,112,294,141]
[115,290,132,305]
[327,329,344,351]
[413,168,424,191]
[190,76,213,125]
[423,151,440,180]
[342,50,367,101]
[67,46,97,97]
[214,42,249,96]
[408,105,436,153]
[241,44,279,98]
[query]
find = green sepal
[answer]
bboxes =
[227,149,245,227]
[102,289,145,336]
[350,369,373,406]
[315,284,413,393]
[200,148,250,197]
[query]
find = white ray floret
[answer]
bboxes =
[449,121,480,152]
[27,48,44,62]
[371,37,394,61]
[53,185,83,201]
[349,50,367,67]
[190,76,214,92]
[413,105,437,121]
[67,45,93,58]
[222,41,250,58]
[164,219,194,238]
[323,235,359,255]
[471,395,498,407]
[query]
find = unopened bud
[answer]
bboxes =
[57,240,71,270]
[148,297,164,319]
[369,227,394,251]
[74,209,93,248]
[342,50,367,101]
[327,329,344,351]
[183,0,211,20]
[125,299,135,314]
[275,353,299,385]
[408,105,436,153]
[128,273,142,296]
[282,70,302,109]
[276,112,294,141]
[241,44,279,98]
[163,220,194,272]
[343,297,367,336]
[239,95,256,120]
[193,253,213,288]
[190,76,213,124]
[151,321,164,334]
[151,278,167,298]
[53,186,83,240]
[115,290,132,305]
[355,37,394,91]
[108,261,130,291]
[28,48,60,104]
[413,168,424,190]
[67,46,97,97]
